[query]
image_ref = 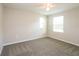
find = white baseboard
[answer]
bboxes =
[3,35,47,46]
[48,35,79,47]
[0,46,3,55]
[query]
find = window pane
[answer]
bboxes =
[40,17,45,28]
[53,16,64,24]
[53,16,64,32]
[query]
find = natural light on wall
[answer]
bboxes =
[40,17,45,29]
[53,16,64,32]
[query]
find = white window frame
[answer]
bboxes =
[53,16,64,32]
[40,17,45,29]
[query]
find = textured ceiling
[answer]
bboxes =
[3,3,79,15]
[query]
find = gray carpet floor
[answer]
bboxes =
[1,37,79,56]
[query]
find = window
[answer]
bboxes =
[40,17,45,29]
[53,16,64,32]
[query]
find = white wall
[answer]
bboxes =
[48,7,79,46]
[0,4,3,55]
[3,7,47,46]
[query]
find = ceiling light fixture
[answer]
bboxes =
[40,3,55,11]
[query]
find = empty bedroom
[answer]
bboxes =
[0,3,79,56]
